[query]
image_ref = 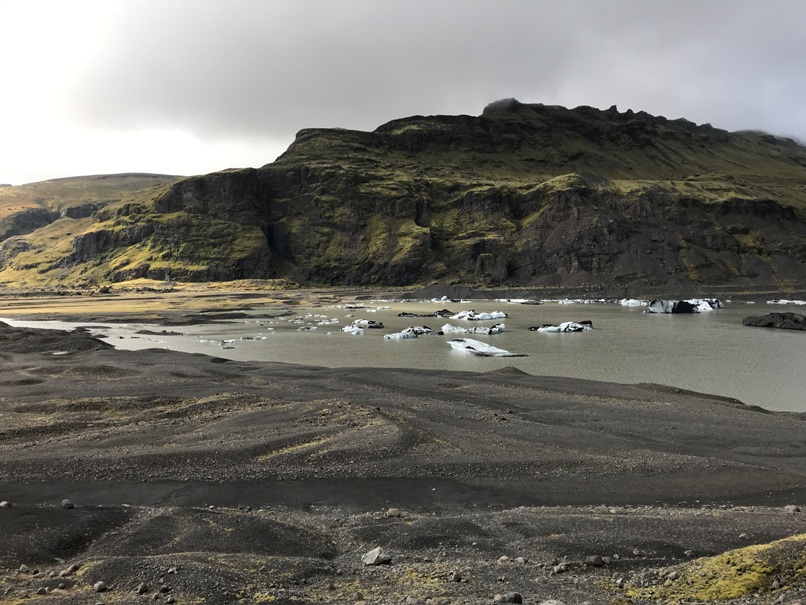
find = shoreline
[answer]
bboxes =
[1,282,805,320]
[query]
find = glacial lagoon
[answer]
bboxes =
[4,299,804,413]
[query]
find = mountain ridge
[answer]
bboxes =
[1,100,805,294]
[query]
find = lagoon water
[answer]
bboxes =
[4,300,804,413]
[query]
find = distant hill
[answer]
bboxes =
[1,100,805,295]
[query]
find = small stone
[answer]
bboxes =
[667,570,679,580]
[405,597,421,605]
[326,582,336,590]
[784,504,801,513]
[551,562,569,574]
[584,555,604,567]
[60,563,81,577]
[385,507,402,518]
[166,598,175,604]
[352,592,364,602]
[450,571,462,582]
[497,555,511,564]
[136,583,149,594]
[61,499,75,509]
[0,500,11,508]
[538,601,567,605]
[93,581,108,592]
[494,594,522,604]
[361,546,391,566]
[684,549,696,558]
[18,564,29,574]
[37,587,48,595]
[514,556,527,564]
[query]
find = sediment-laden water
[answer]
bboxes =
[3,300,804,412]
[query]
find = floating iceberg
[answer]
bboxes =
[341,325,364,335]
[447,338,527,357]
[645,299,724,314]
[351,319,385,329]
[441,323,505,335]
[450,310,508,321]
[529,321,592,333]
[398,309,454,318]
[383,326,433,340]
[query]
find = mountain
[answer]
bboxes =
[2,100,805,294]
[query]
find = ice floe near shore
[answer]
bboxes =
[447,338,527,357]
[645,299,724,314]
[619,298,647,307]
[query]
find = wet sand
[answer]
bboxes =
[1,295,805,604]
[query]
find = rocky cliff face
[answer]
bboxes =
[1,103,805,292]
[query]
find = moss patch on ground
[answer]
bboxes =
[625,533,806,602]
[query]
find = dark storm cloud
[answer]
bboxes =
[69,0,806,145]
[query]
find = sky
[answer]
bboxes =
[2,0,805,185]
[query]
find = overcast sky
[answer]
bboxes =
[2,0,805,185]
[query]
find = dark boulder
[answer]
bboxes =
[742,312,806,330]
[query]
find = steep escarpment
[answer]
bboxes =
[1,102,805,291]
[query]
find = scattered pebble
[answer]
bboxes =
[0,500,11,508]
[93,581,108,592]
[60,563,80,577]
[61,499,75,509]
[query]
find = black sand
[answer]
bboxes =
[1,321,805,604]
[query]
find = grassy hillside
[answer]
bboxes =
[1,102,805,293]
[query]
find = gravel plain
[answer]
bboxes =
[1,292,805,605]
